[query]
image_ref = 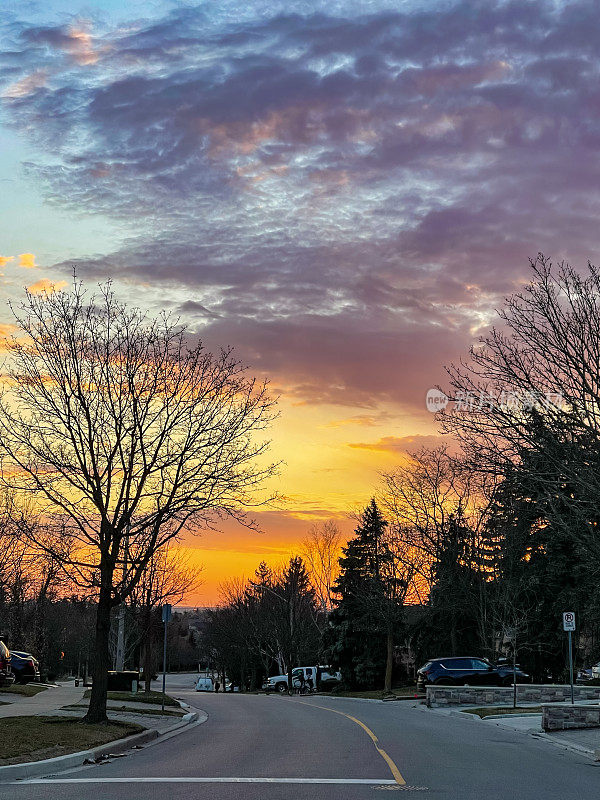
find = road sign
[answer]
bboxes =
[162,603,172,623]
[563,611,576,631]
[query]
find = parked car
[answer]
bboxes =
[196,677,214,692]
[576,664,595,684]
[263,665,341,693]
[10,651,40,684]
[0,641,15,688]
[417,657,530,691]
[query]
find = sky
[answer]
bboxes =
[1,0,599,603]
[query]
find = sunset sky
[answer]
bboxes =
[1,0,598,603]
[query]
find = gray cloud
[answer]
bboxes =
[1,1,599,408]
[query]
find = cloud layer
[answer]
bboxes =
[2,1,599,409]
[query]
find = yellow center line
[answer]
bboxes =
[292,699,406,785]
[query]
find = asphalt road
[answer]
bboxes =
[2,679,600,800]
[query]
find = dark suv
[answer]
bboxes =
[10,651,40,684]
[0,641,15,688]
[417,657,529,690]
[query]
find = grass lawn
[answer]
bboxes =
[0,684,48,697]
[0,716,143,765]
[108,705,183,716]
[64,703,184,717]
[462,706,543,718]
[83,689,179,707]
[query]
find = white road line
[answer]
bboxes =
[20,777,397,785]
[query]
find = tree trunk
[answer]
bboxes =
[384,629,394,694]
[84,570,112,724]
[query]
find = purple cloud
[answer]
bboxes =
[1,1,599,409]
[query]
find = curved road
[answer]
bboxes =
[2,676,600,800]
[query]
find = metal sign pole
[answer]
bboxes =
[563,612,575,705]
[162,617,167,713]
[568,629,574,705]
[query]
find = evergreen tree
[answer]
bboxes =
[327,500,389,689]
[486,445,599,681]
[409,510,484,665]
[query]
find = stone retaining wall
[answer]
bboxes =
[426,684,600,707]
[542,703,600,731]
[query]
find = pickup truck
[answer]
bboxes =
[263,665,341,693]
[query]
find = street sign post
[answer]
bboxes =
[161,604,172,712]
[563,612,575,704]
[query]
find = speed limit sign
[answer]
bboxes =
[563,611,576,631]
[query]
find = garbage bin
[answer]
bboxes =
[107,670,140,692]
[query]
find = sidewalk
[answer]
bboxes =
[0,682,84,718]
[425,701,600,758]
[483,711,600,755]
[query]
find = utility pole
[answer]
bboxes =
[115,531,130,671]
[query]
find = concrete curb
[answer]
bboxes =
[0,710,200,782]
[482,712,541,721]
[311,695,384,704]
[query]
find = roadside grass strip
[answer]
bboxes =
[462,706,543,718]
[0,684,48,698]
[82,690,179,707]
[0,716,143,765]
[61,704,184,717]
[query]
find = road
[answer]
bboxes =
[2,674,600,799]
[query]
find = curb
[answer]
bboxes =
[0,711,200,782]
[529,733,598,760]
[310,695,384,704]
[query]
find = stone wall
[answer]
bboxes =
[542,703,600,731]
[426,684,600,707]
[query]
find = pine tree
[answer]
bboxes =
[486,445,598,681]
[327,500,390,689]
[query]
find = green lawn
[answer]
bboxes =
[462,706,543,718]
[83,689,179,707]
[64,703,184,717]
[0,716,143,765]
[0,684,48,697]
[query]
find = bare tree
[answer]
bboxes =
[301,520,343,612]
[128,544,202,693]
[442,254,600,554]
[0,494,73,661]
[380,448,497,655]
[0,280,277,722]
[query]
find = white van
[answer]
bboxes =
[195,676,214,692]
